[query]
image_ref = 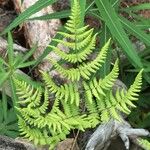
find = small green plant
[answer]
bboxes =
[0,30,42,103]
[0,31,40,138]
[0,90,19,138]
[0,32,38,86]
[14,1,143,149]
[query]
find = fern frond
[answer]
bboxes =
[14,79,31,99]
[57,28,93,41]
[53,31,93,50]
[27,88,42,108]
[124,69,143,101]
[37,88,49,114]
[86,113,100,128]
[83,81,93,104]
[48,32,96,63]
[49,39,110,81]
[100,59,119,90]
[41,71,61,94]
[115,70,143,114]
[14,78,38,104]
[65,0,81,30]
[78,39,110,79]
[138,139,150,150]
[65,24,88,34]
[18,117,47,146]
[73,83,80,106]
[14,0,144,149]
[62,101,73,117]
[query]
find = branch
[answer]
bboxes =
[0,37,28,54]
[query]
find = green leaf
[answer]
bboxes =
[5,130,19,138]
[119,16,150,47]
[110,0,121,10]
[7,32,14,65]
[17,60,37,68]
[79,0,86,26]
[94,0,143,69]
[29,10,71,20]
[0,57,8,67]
[0,72,10,87]
[136,21,150,30]
[2,89,7,120]
[1,0,57,35]
[0,102,4,123]
[99,23,111,78]
[123,3,150,11]
[85,1,95,13]
[19,44,37,64]
[6,109,18,124]
[9,77,18,107]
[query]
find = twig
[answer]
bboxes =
[0,37,28,53]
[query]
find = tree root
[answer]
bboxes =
[0,37,28,55]
[85,119,149,150]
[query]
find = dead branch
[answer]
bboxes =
[0,37,27,55]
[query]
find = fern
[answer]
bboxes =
[14,0,144,149]
[138,139,150,150]
[48,0,109,82]
[15,79,89,149]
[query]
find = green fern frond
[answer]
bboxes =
[100,59,119,90]
[18,117,48,146]
[138,139,150,150]
[62,101,73,117]
[14,0,145,149]
[66,0,81,30]
[36,88,49,114]
[41,71,61,94]
[57,28,93,41]
[86,113,100,128]
[49,39,110,81]
[124,69,143,101]
[115,70,143,114]
[53,31,93,50]
[27,89,42,108]
[14,78,36,104]
[15,79,89,149]
[48,32,96,63]
[83,81,93,104]
[47,0,110,82]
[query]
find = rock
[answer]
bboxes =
[55,138,79,150]
[0,136,36,150]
